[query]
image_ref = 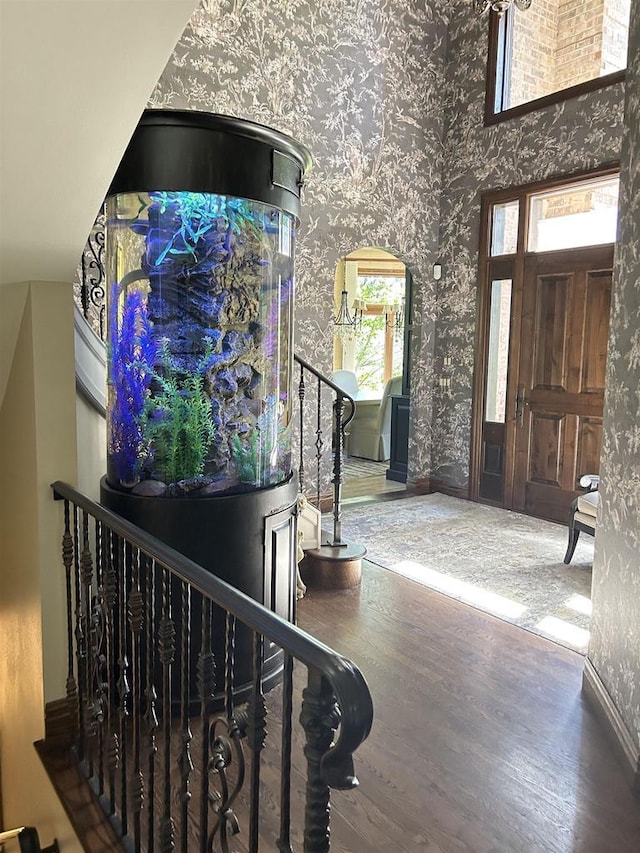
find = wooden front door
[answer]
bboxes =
[509,245,613,522]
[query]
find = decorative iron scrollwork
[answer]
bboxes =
[207,711,248,852]
[85,593,107,739]
[78,208,106,340]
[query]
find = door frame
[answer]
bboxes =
[470,164,619,509]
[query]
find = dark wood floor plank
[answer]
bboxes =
[296,560,640,853]
[39,557,639,852]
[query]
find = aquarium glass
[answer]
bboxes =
[105,191,296,496]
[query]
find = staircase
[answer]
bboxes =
[41,481,373,852]
[36,272,373,851]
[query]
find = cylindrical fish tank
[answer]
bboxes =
[101,110,312,707]
[105,117,307,497]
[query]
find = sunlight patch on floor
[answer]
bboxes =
[535,615,590,648]
[392,560,528,619]
[565,594,592,616]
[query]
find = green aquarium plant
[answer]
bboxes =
[146,191,262,274]
[146,339,215,484]
[230,430,260,485]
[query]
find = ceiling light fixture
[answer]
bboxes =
[474,0,531,15]
[333,290,364,341]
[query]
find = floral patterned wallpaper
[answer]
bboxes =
[147,0,640,753]
[589,0,640,752]
[144,0,624,489]
[150,0,449,488]
[432,6,625,487]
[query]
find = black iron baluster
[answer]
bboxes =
[331,394,347,546]
[198,598,215,853]
[128,546,145,852]
[208,612,244,851]
[315,377,323,508]
[179,582,193,853]
[277,652,294,853]
[208,717,245,853]
[117,538,130,836]
[94,518,106,796]
[292,354,355,546]
[225,613,235,724]
[104,527,119,817]
[61,500,79,739]
[80,510,97,778]
[145,558,159,853]
[300,669,340,853]
[73,505,86,761]
[298,363,306,494]
[246,632,267,852]
[158,568,176,853]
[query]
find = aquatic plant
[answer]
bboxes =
[230,430,260,485]
[146,339,215,484]
[145,191,261,272]
[107,286,156,486]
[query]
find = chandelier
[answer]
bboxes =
[384,298,405,334]
[333,290,364,341]
[473,0,531,15]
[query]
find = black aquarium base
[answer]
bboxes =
[100,475,298,712]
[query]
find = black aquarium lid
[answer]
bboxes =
[107,110,313,219]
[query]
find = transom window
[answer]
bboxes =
[487,0,630,122]
[489,172,620,255]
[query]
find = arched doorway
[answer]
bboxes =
[331,247,412,498]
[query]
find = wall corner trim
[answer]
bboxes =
[74,305,106,415]
[582,658,640,796]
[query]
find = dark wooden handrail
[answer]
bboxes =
[51,480,372,788]
[293,354,356,419]
[293,354,355,546]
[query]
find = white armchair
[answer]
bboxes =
[346,376,402,462]
[331,370,359,396]
[564,474,599,564]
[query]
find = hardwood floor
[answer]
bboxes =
[38,558,639,853]
[296,560,640,853]
[342,457,406,500]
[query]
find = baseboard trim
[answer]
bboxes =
[405,477,431,495]
[314,491,334,513]
[406,477,469,500]
[583,658,640,795]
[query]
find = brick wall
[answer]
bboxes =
[506,0,629,109]
[510,0,558,106]
[601,0,631,71]
[555,0,605,90]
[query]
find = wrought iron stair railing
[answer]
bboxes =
[293,354,355,547]
[49,480,373,853]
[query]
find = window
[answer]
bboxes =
[488,0,630,121]
[485,279,512,423]
[527,175,619,251]
[491,200,520,256]
[354,275,405,393]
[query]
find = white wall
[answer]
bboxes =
[0,282,80,849]
[0,0,199,840]
[0,0,199,407]
[76,392,106,501]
